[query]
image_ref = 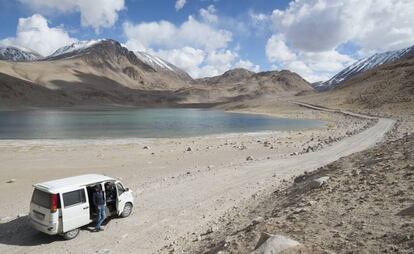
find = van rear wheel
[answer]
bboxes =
[121,203,132,218]
[62,228,80,240]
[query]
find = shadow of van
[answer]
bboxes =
[0,216,61,246]
[0,215,118,246]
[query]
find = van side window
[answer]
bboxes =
[62,189,86,207]
[117,183,125,196]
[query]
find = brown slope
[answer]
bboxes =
[301,55,414,113]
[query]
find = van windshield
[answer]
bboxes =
[31,189,51,208]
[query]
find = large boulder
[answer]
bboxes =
[252,233,302,254]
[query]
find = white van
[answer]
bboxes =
[29,174,134,240]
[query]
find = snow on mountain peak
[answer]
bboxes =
[135,51,175,72]
[318,45,414,91]
[48,40,103,58]
[0,46,42,61]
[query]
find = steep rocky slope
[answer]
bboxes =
[316,45,414,91]
[0,46,42,61]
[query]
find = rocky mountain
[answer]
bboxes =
[315,45,414,91]
[0,39,194,107]
[0,46,42,61]
[302,54,414,114]
[197,68,255,86]
[177,68,314,104]
[45,40,191,81]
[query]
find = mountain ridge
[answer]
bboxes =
[315,44,414,91]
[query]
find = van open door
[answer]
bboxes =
[115,181,127,215]
[60,187,91,232]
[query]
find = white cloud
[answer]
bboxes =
[206,49,236,70]
[175,0,186,11]
[271,0,414,52]
[265,0,414,82]
[123,8,262,78]
[235,59,260,72]
[19,0,125,32]
[0,14,76,56]
[123,16,231,52]
[266,35,296,62]
[265,35,354,82]
[200,5,218,24]
[152,47,206,77]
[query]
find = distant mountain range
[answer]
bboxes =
[0,40,191,81]
[313,45,414,91]
[0,39,313,107]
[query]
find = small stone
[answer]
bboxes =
[252,217,264,225]
[187,147,192,151]
[143,146,150,149]
[6,179,16,183]
[246,156,254,161]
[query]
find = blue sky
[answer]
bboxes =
[1,0,413,81]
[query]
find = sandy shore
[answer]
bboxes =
[0,106,385,253]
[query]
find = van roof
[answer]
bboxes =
[33,174,115,193]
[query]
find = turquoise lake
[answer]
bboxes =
[0,108,325,139]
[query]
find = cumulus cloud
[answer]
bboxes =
[175,0,186,11]
[271,0,414,53]
[266,36,354,82]
[200,5,218,24]
[0,14,76,56]
[265,0,414,82]
[266,35,296,62]
[19,0,125,32]
[123,16,231,52]
[123,11,257,78]
[153,47,206,77]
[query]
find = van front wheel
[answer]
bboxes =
[121,203,132,218]
[62,228,80,240]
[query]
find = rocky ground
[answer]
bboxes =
[179,129,414,253]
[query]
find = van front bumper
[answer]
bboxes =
[29,215,58,235]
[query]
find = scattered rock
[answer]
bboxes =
[252,233,302,254]
[311,176,330,188]
[187,147,192,152]
[294,174,307,184]
[6,179,16,183]
[252,217,264,225]
[397,204,414,217]
[143,146,150,149]
[246,156,254,161]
